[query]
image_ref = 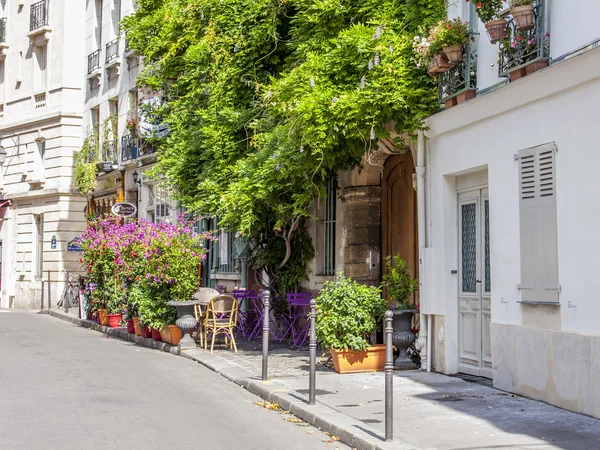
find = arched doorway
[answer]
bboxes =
[381,153,418,305]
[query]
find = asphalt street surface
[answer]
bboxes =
[0,310,348,449]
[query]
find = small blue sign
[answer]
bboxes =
[51,235,57,250]
[67,237,82,252]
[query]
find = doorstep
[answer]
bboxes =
[44,309,415,450]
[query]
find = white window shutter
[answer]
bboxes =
[518,143,559,303]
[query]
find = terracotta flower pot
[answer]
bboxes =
[427,53,453,76]
[485,19,507,43]
[141,325,152,339]
[330,345,387,374]
[132,317,142,336]
[511,4,534,31]
[160,326,172,344]
[126,319,135,334]
[107,314,123,328]
[167,324,183,346]
[97,309,109,326]
[443,44,463,64]
[151,328,162,342]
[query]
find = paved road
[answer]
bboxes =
[0,310,348,450]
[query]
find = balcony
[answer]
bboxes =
[0,18,8,60]
[87,49,102,83]
[98,139,119,172]
[121,134,138,162]
[105,38,120,74]
[499,0,550,81]
[28,0,51,46]
[438,43,477,109]
[138,138,158,158]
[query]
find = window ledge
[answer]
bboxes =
[518,301,560,306]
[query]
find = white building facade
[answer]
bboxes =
[0,0,86,309]
[421,0,600,418]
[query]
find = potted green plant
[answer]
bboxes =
[433,18,472,64]
[509,0,535,31]
[381,255,419,369]
[315,274,387,374]
[473,0,507,43]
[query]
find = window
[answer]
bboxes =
[323,176,336,276]
[95,0,103,49]
[517,142,559,303]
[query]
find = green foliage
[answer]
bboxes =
[431,18,471,48]
[473,0,505,23]
[122,0,445,292]
[315,274,386,351]
[73,137,98,194]
[381,255,418,310]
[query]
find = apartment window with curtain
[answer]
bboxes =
[322,176,337,276]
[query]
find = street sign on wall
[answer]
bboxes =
[67,238,82,252]
[111,202,137,218]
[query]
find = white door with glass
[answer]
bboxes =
[458,189,492,378]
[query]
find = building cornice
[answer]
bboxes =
[0,111,83,133]
[1,187,82,200]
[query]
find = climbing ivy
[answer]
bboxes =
[73,135,99,195]
[122,0,444,289]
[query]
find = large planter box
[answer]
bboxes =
[330,344,386,374]
[160,325,182,346]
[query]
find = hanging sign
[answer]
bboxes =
[111,202,137,218]
[67,237,82,252]
[51,235,57,250]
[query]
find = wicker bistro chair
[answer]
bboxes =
[203,295,239,353]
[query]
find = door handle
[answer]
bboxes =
[476,280,482,283]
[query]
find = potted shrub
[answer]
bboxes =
[381,255,419,369]
[473,0,507,43]
[509,0,535,31]
[315,274,387,374]
[434,18,472,64]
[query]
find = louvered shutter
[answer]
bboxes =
[518,143,559,303]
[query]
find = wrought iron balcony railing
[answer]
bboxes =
[101,139,119,163]
[438,42,477,104]
[105,39,119,64]
[121,134,138,162]
[138,138,158,158]
[0,18,7,43]
[499,0,549,78]
[87,49,101,74]
[30,0,50,32]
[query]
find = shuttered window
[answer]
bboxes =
[517,142,559,303]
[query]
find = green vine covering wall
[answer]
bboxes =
[73,136,98,195]
[123,0,445,290]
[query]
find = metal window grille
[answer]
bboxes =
[87,49,101,74]
[30,0,49,32]
[0,18,7,43]
[323,177,336,276]
[105,39,119,64]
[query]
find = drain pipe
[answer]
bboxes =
[416,130,430,372]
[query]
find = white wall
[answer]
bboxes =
[425,47,600,373]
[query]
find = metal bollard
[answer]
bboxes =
[41,280,45,311]
[309,299,317,405]
[262,290,270,381]
[385,310,394,442]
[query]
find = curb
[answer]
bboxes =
[45,310,419,450]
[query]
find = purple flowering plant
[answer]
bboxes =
[80,218,212,321]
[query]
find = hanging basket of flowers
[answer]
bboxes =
[509,0,535,31]
[433,18,472,64]
[472,0,508,43]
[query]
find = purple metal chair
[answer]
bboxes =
[286,292,312,350]
[232,289,256,338]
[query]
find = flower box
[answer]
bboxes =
[331,345,387,374]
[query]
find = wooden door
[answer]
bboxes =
[381,154,418,304]
[458,189,492,378]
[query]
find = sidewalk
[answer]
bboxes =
[46,310,600,450]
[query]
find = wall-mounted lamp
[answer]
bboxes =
[132,170,141,185]
[0,145,6,166]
